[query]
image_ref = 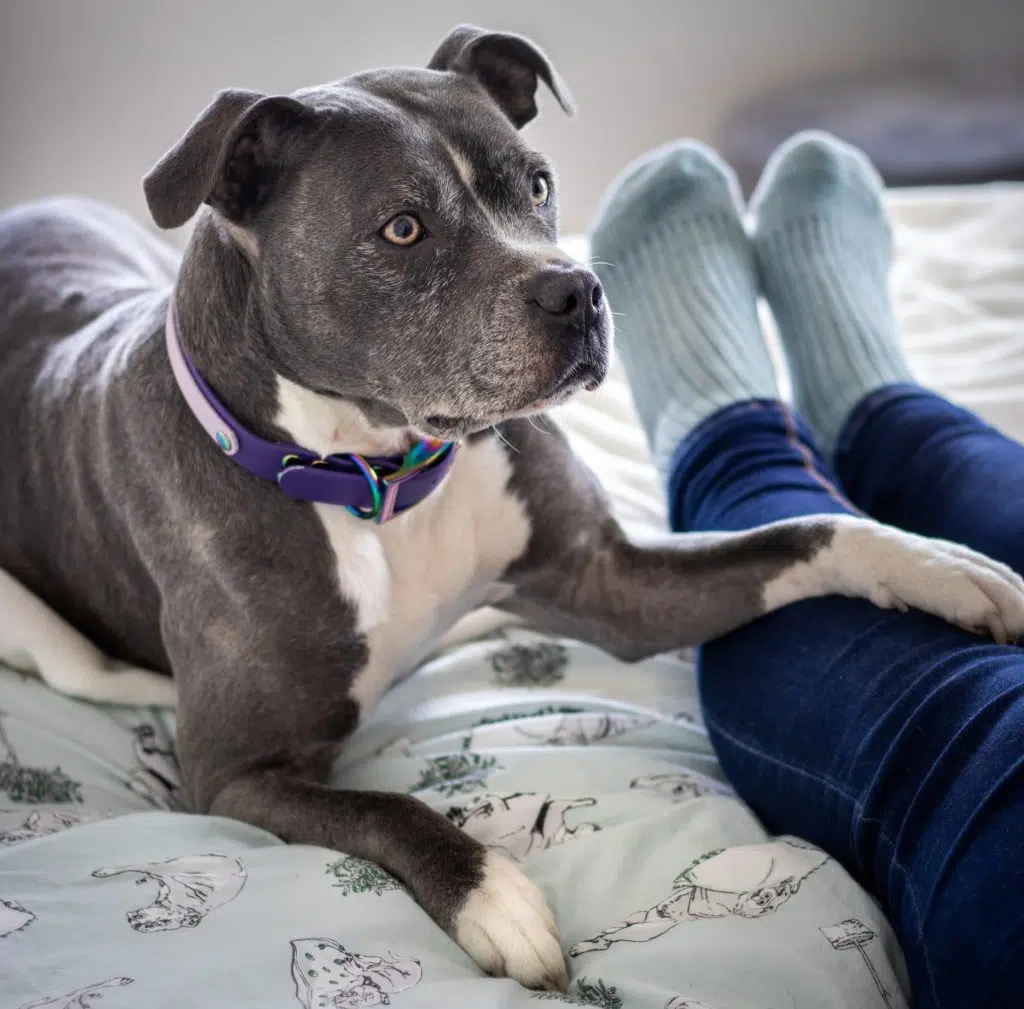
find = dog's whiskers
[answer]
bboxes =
[491,425,519,453]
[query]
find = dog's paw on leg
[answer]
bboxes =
[453,851,567,993]
[829,518,1024,643]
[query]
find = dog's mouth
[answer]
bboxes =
[421,356,607,440]
[552,358,604,396]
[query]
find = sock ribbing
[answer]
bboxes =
[752,132,914,454]
[590,141,777,476]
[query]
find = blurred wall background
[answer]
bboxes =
[2,0,1023,238]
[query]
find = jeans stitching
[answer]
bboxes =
[776,401,866,515]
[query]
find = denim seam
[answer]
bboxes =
[704,712,941,1008]
[777,400,859,511]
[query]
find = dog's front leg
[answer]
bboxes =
[211,772,564,988]
[497,416,1024,659]
[503,513,1024,660]
[167,626,566,993]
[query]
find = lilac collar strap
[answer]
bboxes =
[164,300,457,523]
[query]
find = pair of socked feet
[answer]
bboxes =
[590,131,914,476]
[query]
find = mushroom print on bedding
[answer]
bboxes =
[290,939,422,1008]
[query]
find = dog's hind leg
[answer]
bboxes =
[0,569,176,707]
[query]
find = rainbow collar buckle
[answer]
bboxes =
[276,438,456,524]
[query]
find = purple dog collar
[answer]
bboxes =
[164,300,457,523]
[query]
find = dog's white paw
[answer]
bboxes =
[834,519,1024,643]
[453,851,566,992]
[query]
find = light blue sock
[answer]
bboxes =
[751,131,914,455]
[589,140,778,478]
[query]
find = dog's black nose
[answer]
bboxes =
[527,266,603,332]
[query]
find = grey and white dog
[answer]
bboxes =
[2,25,1023,992]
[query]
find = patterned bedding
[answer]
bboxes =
[3,183,1023,1008]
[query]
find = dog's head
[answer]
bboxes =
[126,900,202,932]
[146,25,610,442]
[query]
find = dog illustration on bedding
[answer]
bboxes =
[0,808,95,848]
[92,853,246,932]
[630,771,734,801]
[512,711,655,746]
[1,897,35,937]
[569,841,829,956]
[290,938,421,1008]
[378,710,650,757]
[18,977,133,1009]
[446,792,599,860]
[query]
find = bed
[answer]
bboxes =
[2,183,1022,1009]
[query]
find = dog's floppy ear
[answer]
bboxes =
[144,88,314,230]
[428,24,575,129]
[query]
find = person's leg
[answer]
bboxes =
[587,138,778,477]
[836,384,1024,575]
[672,405,1024,1009]
[741,133,1024,1009]
[591,136,1024,1009]
[751,128,1024,573]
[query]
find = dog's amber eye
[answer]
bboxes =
[531,173,551,208]
[380,214,424,247]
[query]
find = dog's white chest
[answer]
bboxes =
[312,437,531,710]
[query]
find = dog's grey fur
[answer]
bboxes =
[3,25,1024,992]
